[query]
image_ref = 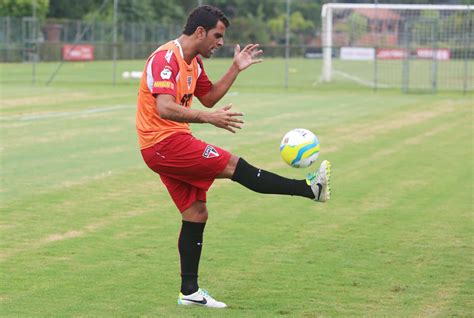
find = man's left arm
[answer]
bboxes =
[197,44,263,108]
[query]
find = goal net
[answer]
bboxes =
[321,3,473,93]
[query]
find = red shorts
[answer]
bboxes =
[140,133,231,212]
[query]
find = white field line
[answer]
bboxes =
[333,70,390,88]
[0,104,134,122]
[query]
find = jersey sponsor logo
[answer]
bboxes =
[187,75,192,89]
[165,50,173,63]
[202,145,220,159]
[153,81,174,89]
[160,66,172,80]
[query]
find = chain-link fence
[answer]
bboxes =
[0,16,184,62]
[0,1,472,92]
[0,16,322,62]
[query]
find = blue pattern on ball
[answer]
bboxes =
[291,139,319,165]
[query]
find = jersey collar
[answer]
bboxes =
[173,39,184,59]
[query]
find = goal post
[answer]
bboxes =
[321,3,473,92]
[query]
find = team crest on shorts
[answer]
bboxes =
[202,145,220,158]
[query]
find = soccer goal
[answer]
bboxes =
[321,3,473,93]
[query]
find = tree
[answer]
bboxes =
[0,0,49,19]
[149,0,186,26]
[226,4,270,45]
[47,0,103,19]
[268,10,315,45]
[347,11,367,45]
[292,0,322,33]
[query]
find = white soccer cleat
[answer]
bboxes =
[178,288,227,308]
[306,160,331,202]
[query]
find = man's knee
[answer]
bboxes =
[217,154,239,179]
[182,201,208,222]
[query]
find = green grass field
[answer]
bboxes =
[331,59,473,91]
[0,58,472,317]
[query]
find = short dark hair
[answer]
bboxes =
[183,5,230,35]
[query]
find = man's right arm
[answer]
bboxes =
[157,94,244,133]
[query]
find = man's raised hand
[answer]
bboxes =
[233,44,263,72]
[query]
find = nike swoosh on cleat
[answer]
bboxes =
[182,297,207,305]
[317,184,322,200]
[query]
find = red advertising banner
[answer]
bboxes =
[376,48,408,60]
[62,45,94,61]
[416,48,451,60]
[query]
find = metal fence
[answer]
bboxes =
[1,6,471,92]
[0,15,322,61]
[0,16,183,62]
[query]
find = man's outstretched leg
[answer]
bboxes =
[177,201,227,308]
[219,155,331,202]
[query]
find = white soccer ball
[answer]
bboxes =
[280,128,320,168]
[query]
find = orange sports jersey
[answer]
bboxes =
[136,40,212,149]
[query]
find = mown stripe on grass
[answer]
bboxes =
[0,105,134,122]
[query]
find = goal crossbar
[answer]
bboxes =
[322,3,472,16]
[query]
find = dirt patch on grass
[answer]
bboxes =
[1,206,150,262]
[419,287,459,317]
[334,101,456,145]
[404,122,457,145]
[44,230,84,243]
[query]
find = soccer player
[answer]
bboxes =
[136,5,331,308]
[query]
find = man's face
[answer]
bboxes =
[200,20,226,58]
